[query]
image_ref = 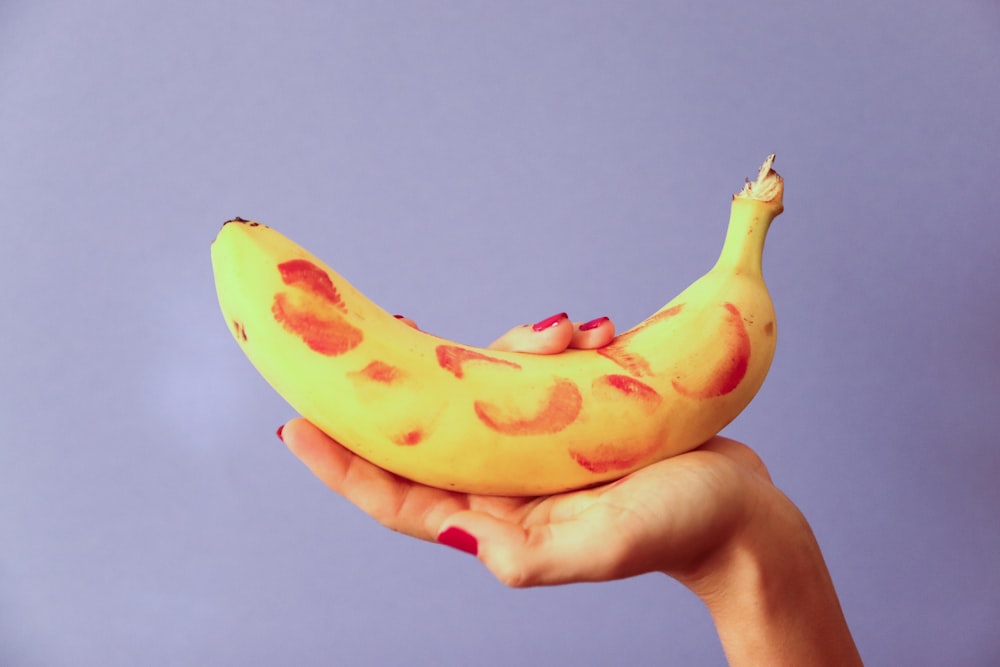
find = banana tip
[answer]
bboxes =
[221,216,265,230]
[733,154,783,204]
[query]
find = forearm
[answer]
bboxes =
[680,502,862,665]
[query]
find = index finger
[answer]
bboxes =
[278,418,470,539]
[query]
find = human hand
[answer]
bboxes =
[276,312,862,664]
[276,312,774,588]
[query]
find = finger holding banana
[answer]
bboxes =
[396,312,615,354]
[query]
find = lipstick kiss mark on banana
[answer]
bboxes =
[598,304,684,376]
[272,259,363,355]
[592,374,662,412]
[671,302,751,399]
[394,430,424,446]
[569,438,662,474]
[570,375,665,473]
[436,345,522,378]
[474,378,583,435]
[353,360,404,384]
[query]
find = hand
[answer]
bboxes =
[278,311,768,584]
[277,312,862,665]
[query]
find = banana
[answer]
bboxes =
[212,155,785,495]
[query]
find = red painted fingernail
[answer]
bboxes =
[579,316,609,331]
[394,314,406,319]
[437,526,479,556]
[276,425,285,442]
[532,312,568,332]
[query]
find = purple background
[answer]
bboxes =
[2,2,998,665]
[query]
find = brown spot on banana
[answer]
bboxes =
[271,259,363,356]
[474,378,582,435]
[231,319,248,343]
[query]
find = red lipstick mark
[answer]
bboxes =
[436,345,521,379]
[278,259,346,311]
[597,346,653,377]
[672,302,751,399]
[597,304,684,376]
[355,360,402,384]
[635,303,684,332]
[474,378,582,435]
[593,374,662,410]
[393,429,423,446]
[594,374,660,403]
[271,259,363,356]
[569,439,660,474]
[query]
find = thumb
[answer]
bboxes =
[436,510,627,588]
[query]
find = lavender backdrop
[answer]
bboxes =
[2,2,998,665]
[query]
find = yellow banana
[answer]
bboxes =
[212,155,785,495]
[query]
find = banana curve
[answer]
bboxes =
[211,156,785,495]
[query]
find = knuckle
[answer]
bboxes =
[496,567,533,589]
[489,556,536,589]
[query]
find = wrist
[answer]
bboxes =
[674,492,862,666]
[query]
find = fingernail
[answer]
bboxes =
[437,526,479,556]
[394,314,406,319]
[276,425,285,442]
[579,316,609,331]
[532,312,568,332]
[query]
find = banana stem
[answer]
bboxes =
[714,155,785,276]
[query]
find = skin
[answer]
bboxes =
[278,314,863,666]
